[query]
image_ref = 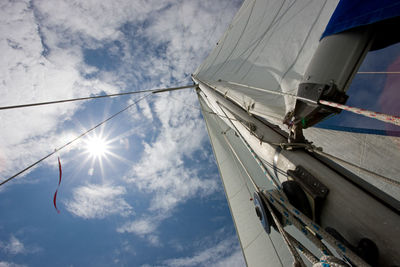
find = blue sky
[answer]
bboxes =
[0,0,245,266]
[317,42,400,136]
[1,1,400,266]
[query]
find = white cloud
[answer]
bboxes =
[117,215,163,247]
[211,250,245,267]
[121,90,219,241]
[1,236,25,254]
[119,137,130,150]
[66,184,133,219]
[0,262,27,267]
[0,0,240,183]
[0,0,118,179]
[117,216,158,236]
[162,237,245,267]
[138,99,153,121]
[125,90,218,212]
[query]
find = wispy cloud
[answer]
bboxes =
[1,0,242,263]
[66,184,133,219]
[117,216,158,236]
[120,91,219,242]
[0,0,240,181]
[162,236,244,267]
[117,214,165,246]
[126,91,218,212]
[0,262,27,267]
[0,234,42,257]
[0,236,25,255]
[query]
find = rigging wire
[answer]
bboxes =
[199,96,286,266]
[310,147,400,188]
[200,98,285,266]
[0,93,152,187]
[169,94,242,122]
[357,71,400,74]
[223,80,400,127]
[0,85,195,111]
[319,100,400,126]
[216,102,307,267]
[198,81,398,187]
[214,98,370,267]
[220,130,285,267]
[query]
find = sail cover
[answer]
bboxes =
[194,0,339,126]
[321,0,400,39]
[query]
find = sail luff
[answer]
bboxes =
[194,0,400,265]
[195,76,400,266]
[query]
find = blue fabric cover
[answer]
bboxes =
[322,0,400,39]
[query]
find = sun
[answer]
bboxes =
[85,135,110,159]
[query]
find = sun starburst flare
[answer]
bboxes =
[85,135,110,159]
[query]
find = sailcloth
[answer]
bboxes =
[194,0,400,266]
[194,0,339,126]
[199,97,321,266]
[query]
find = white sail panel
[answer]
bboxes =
[199,96,326,266]
[194,0,339,125]
[304,128,400,203]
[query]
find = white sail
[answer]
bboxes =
[199,96,324,267]
[194,0,339,126]
[303,128,400,203]
[194,0,400,266]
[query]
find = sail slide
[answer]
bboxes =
[194,0,400,266]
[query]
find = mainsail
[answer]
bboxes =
[194,0,400,266]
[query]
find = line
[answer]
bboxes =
[357,71,400,74]
[0,94,151,186]
[0,85,195,111]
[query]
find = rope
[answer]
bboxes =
[224,81,317,104]
[217,103,306,266]
[266,190,370,267]
[261,194,307,267]
[319,100,400,126]
[0,85,194,111]
[357,71,400,74]
[207,95,369,266]
[267,189,333,257]
[286,232,319,265]
[217,102,282,190]
[0,94,151,186]
[224,80,400,127]
[217,104,369,266]
[217,122,286,266]
[313,256,348,267]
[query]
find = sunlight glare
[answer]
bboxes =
[86,136,109,159]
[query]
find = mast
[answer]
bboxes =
[193,75,399,266]
[193,0,400,265]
